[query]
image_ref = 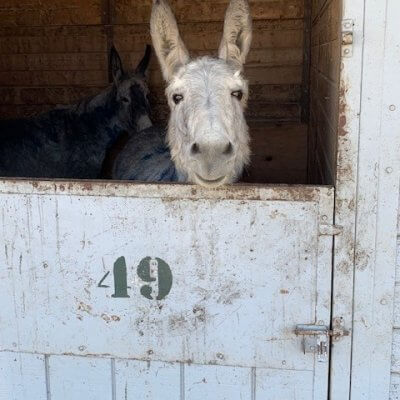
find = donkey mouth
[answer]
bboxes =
[195,174,226,187]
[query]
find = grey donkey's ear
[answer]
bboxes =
[218,0,253,70]
[135,45,152,77]
[150,0,190,82]
[109,45,124,84]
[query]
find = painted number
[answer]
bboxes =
[137,257,173,301]
[97,256,173,300]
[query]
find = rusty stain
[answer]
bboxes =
[82,182,93,191]
[355,249,370,271]
[280,289,289,294]
[77,302,92,314]
[337,261,351,275]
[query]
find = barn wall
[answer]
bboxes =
[308,0,341,184]
[0,0,306,123]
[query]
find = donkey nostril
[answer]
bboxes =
[191,143,200,155]
[223,142,233,155]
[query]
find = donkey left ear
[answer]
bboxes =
[150,0,190,82]
[218,0,252,70]
[109,45,124,84]
[135,45,152,77]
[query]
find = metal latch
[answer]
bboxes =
[342,19,354,57]
[295,319,350,363]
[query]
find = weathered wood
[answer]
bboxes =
[114,0,305,24]
[0,352,47,400]
[308,0,340,184]
[47,355,112,400]
[0,183,333,381]
[243,122,307,184]
[256,368,314,399]
[0,1,306,122]
[0,0,103,27]
[185,364,251,399]
[350,1,400,399]
[115,360,181,399]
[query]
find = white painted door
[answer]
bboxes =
[0,181,334,399]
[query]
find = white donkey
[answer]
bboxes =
[152,0,252,187]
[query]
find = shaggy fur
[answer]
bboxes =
[111,126,179,182]
[0,46,152,179]
[150,0,253,188]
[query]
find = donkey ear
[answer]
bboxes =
[150,0,190,82]
[109,45,124,84]
[218,0,252,70]
[135,45,152,77]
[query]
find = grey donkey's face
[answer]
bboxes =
[109,45,153,132]
[151,0,253,188]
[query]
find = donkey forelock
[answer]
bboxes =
[151,0,252,188]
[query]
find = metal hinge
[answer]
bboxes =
[295,319,350,363]
[319,224,343,236]
[342,19,354,57]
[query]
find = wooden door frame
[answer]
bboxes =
[331,0,400,399]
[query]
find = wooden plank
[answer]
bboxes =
[391,373,400,400]
[113,23,304,53]
[120,47,304,69]
[115,360,180,399]
[0,70,107,86]
[394,285,400,328]
[243,122,307,184]
[392,330,400,374]
[48,355,112,400]
[0,53,107,71]
[0,26,107,54]
[0,0,103,27]
[396,236,400,283]
[114,0,305,24]
[326,0,364,396]
[256,368,314,399]
[350,0,400,399]
[0,352,47,400]
[185,364,251,400]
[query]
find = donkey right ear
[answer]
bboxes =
[150,0,190,82]
[109,45,124,84]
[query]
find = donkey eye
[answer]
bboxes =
[173,94,183,104]
[121,97,130,103]
[231,90,243,101]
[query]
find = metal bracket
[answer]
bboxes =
[295,319,350,363]
[342,19,354,57]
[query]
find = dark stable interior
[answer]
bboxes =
[0,0,340,186]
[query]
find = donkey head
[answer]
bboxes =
[151,0,252,187]
[109,45,153,132]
